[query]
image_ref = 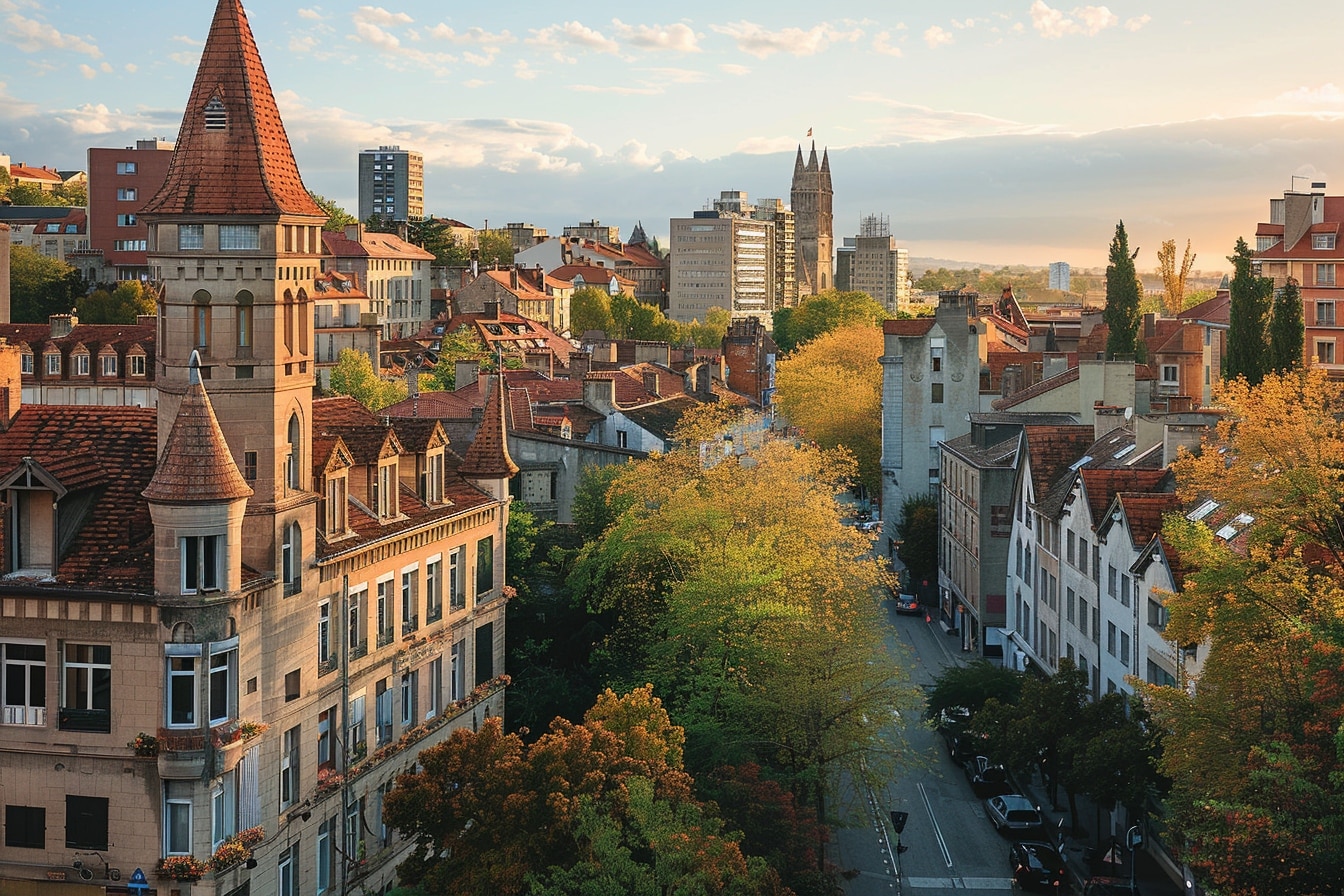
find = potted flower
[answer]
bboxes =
[237,825,265,847]
[238,720,269,740]
[210,837,252,871]
[128,732,159,758]
[157,855,206,881]
[316,766,344,793]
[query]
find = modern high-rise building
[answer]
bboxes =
[752,198,799,309]
[86,139,175,282]
[850,214,910,312]
[1049,261,1071,292]
[668,206,774,327]
[790,142,834,295]
[357,145,424,223]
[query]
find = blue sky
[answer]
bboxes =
[4,0,1344,269]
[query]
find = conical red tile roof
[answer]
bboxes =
[144,360,252,504]
[458,377,518,480]
[141,0,322,217]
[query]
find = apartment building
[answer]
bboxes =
[0,5,512,895]
[849,214,910,312]
[87,139,175,281]
[667,210,775,327]
[322,225,434,340]
[357,146,423,224]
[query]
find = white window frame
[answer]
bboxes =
[73,353,89,376]
[165,644,202,728]
[211,772,235,850]
[61,643,111,713]
[425,555,442,621]
[45,353,60,375]
[1160,364,1179,385]
[1,640,47,726]
[129,354,146,376]
[401,565,418,634]
[318,600,331,665]
[20,353,33,375]
[178,224,204,250]
[117,188,137,201]
[181,534,222,594]
[116,161,137,175]
[279,725,299,811]
[208,640,237,726]
[1313,233,1336,250]
[219,224,260,251]
[1318,263,1336,287]
[100,354,118,377]
[164,782,193,856]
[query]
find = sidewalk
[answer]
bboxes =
[1014,772,1184,896]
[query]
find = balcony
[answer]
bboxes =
[58,707,111,733]
[2,705,46,726]
[318,653,340,677]
[375,628,395,649]
[157,729,208,778]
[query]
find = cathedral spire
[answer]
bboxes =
[807,141,819,171]
[793,144,806,181]
[820,148,832,190]
[141,0,322,217]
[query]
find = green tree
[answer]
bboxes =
[78,281,157,323]
[924,661,1023,723]
[896,493,938,589]
[9,245,85,322]
[771,290,888,353]
[53,180,87,207]
[1268,277,1304,374]
[407,217,457,265]
[679,307,731,349]
[327,347,407,410]
[477,229,514,266]
[1225,237,1274,385]
[611,293,678,342]
[571,286,616,336]
[364,212,397,234]
[310,192,356,231]
[420,324,487,391]
[1104,221,1143,360]
[8,183,65,207]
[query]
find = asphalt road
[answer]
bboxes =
[831,601,1023,896]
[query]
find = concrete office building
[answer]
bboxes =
[668,206,774,327]
[357,146,424,223]
[850,214,910,312]
[1049,262,1071,292]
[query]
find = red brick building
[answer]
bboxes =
[87,139,175,282]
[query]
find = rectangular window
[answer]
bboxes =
[1066,587,1076,624]
[450,639,466,701]
[1160,364,1179,385]
[1107,564,1118,598]
[181,534,221,593]
[1092,545,1100,583]
[5,805,45,849]
[475,621,494,685]
[1313,233,1336,250]
[318,601,332,670]
[278,845,298,896]
[401,569,418,635]
[72,354,89,376]
[349,586,367,659]
[449,547,466,611]
[1317,301,1336,326]
[116,188,137,201]
[1318,341,1336,365]
[1148,598,1168,630]
[1077,597,1087,637]
[211,774,234,849]
[116,161,137,175]
[348,693,365,761]
[475,536,494,597]
[1121,574,1132,608]
[1120,630,1131,665]
[317,706,335,769]
[165,781,192,855]
[46,354,60,375]
[178,224,204,250]
[345,798,363,865]
[166,652,199,727]
[375,679,393,746]
[378,463,395,518]
[130,354,146,376]
[425,557,443,622]
[100,354,117,376]
[1066,530,1075,565]
[21,354,32,375]
[209,645,236,725]
[931,382,944,403]
[243,450,257,481]
[377,578,392,647]
[60,644,111,732]
[279,725,300,810]
[116,214,137,227]
[428,656,443,719]
[1107,622,1117,656]
[1317,263,1336,287]
[1092,606,1100,644]
[219,224,260,251]
[317,816,335,893]
[400,670,416,727]
[65,795,108,850]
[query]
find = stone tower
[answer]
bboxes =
[790,141,834,295]
[140,0,326,580]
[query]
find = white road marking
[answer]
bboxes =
[917,781,954,868]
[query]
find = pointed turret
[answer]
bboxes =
[144,352,252,505]
[629,220,648,246]
[820,148,832,191]
[459,375,518,500]
[793,145,806,182]
[141,0,322,217]
[807,141,819,171]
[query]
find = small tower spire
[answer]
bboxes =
[459,375,518,500]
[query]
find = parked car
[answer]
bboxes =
[985,794,1045,837]
[1009,840,1067,890]
[894,592,921,615]
[963,755,1012,797]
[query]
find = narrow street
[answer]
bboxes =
[831,599,1020,896]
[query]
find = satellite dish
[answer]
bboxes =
[1123,407,1133,420]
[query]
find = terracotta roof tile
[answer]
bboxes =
[883,318,936,337]
[144,373,252,504]
[140,0,322,218]
[458,377,518,479]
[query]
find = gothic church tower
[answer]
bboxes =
[790,141,834,295]
[140,0,326,579]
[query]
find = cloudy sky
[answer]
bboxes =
[4,0,1344,269]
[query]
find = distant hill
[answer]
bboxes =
[908,257,1034,277]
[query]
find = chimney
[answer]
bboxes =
[343,222,364,243]
[582,374,616,412]
[0,340,22,431]
[1143,312,1157,337]
[569,350,591,379]
[455,359,479,390]
[484,300,500,319]
[642,370,660,396]
[510,267,519,290]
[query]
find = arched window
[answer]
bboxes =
[235,290,253,356]
[204,97,227,131]
[286,413,302,490]
[297,288,309,355]
[281,522,301,596]
[192,289,212,353]
[282,289,295,354]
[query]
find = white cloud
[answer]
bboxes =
[710,21,863,59]
[952,18,983,29]
[642,66,709,84]
[353,20,401,52]
[527,21,619,56]
[851,93,1048,142]
[719,63,751,76]
[463,78,486,89]
[171,35,202,46]
[124,63,137,73]
[427,24,514,46]
[78,63,96,79]
[923,25,953,49]
[54,102,154,136]
[169,51,199,67]
[571,83,663,96]
[290,34,318,54]
[1030,1,1120,38]
[613,139,667,170]
[99,61,112,73]
[1125,14,1151,31]
[3,12,101,56]
[297,8,323,20]
[1260,83,1344,116]
[514,59,538,80]
[873,31,902,56]
[354,6,412,27]
[611,19,701,52]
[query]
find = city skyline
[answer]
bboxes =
[3,0,1344,268]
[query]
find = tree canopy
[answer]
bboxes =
[384,687,782,896]
[1268,276,1304,375]
[9,245,86,323]
[77,280,156,324]
[1104,221,1142,360]
[772,324,883,494]
[1142,370,1344,895]
[310,192,356,232]
[771,290,888,353]
[1157,238,1196,316]
[327,347,407,410]
[1225,237,1275,385]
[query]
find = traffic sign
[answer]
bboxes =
[127,868,149,893]
[889,810,909,834]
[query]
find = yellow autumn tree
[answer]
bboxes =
[1157,238,1196,315]
[773,323,883,494]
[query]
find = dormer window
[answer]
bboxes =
[73,352,90,377]
[325,472,348,534]
[375,461,398,519]
[204,97,227,131]
[100,353,118,377]
[45,353,60,376]
[420,450,444,504]
[21,353,33,375]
